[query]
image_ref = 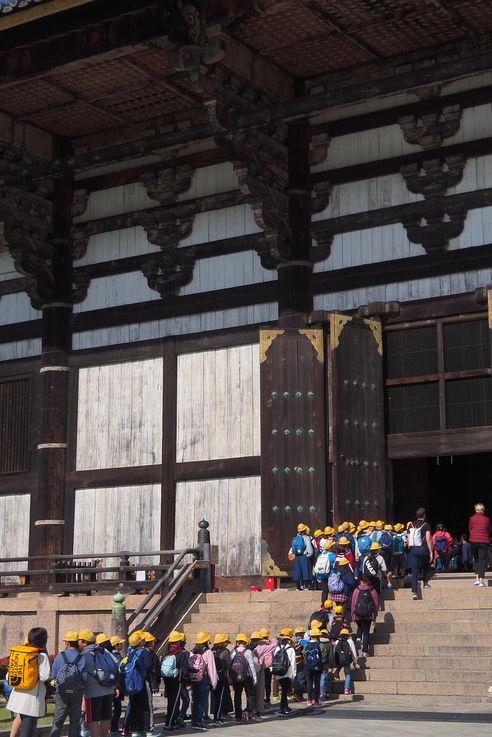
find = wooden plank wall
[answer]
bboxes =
[174,477,261,576]
[0,494,30,576]
[72,484,161,569]
[176,344,260,462]
[76,358,163,470]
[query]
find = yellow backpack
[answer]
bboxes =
[8,646,39,690]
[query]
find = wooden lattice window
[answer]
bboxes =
[0,377,31,474]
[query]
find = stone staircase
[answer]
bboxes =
[181,573,492,705]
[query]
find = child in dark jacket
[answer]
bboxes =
[350,577,379,658]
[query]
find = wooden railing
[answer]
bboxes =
[0,548,204,595]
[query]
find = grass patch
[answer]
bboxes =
[0,703,55,728]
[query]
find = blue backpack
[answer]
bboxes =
[393,534,404,555]
[357,535,372,555]
[56,652,84,695]
[291,534,306,556]
[378,531,393,550]
[435,536,448,554]
[119,649,145,695]
[92,647,119,688]
[304,643,322,673]
[328,570,344,594]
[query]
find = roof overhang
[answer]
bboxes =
[0,0,95,30]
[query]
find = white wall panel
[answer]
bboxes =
[312,125,416,173]
[175,477,261,576]
[0,251,17,281]
[73,485,161,567]
[313,175,424,220]
[74,182,158,223]
[72,303,277,351]
[180,204,262,247]
[181,250,276,296]
[0,292,39,325]
[177,162,238,201]
[76,358,163,470]
[0,494,30,580]
[73,271,158,312]
[0,339,41,361]
[444,104,492,147]
[76,226,159,267]
[314,265,492,313]
[176,344,260,462]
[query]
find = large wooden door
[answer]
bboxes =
[260,328,327,575]
[328,315,386,525]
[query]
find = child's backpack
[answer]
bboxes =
[56,653,84,695]
[354,589,375,620]
[362,555,380,578]
[314,552,331,576]
[357,535,372,555]
[304,644,322,673]
[271,645,289,676]
[119,651,144,695]
[188,652,206,683]
[92,647,119,688]
[229,651,249,683]
[407,525,423,547]
[213,651,227,680]
[291,534,306,556]
[335,639,352,666]
[326,642,336,669]
[8,646,39,690]
[328,570,344,594]
[393,534,404,555]
[435,536,448,554]
[160,654,179,679]
[294,641,304,669]
[378,531,393,550]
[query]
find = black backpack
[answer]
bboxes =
[335,639,352,666]
[213,650,226,680]
[271,645,289,677]
[354,589,375,620]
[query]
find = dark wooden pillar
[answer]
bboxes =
[33,175,73,558]
[278,122,313,324]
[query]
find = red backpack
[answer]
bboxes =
[188,652,206,682]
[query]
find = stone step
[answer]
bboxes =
[349,693,490,705]
[338,680,479,697]
[206,591,321,603]
[376,608,492,622]
[375,620,492,633]
[381,597,492,611]
[371,632,492,645]
[351,667,492,682]
[362,655,492,670]
[372,643,492,656]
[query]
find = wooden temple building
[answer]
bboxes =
[0,0,492,580]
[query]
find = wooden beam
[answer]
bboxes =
[5,48,492,186]
[388,426,492,459]
[67,464,162,488]
[175,456,261,482]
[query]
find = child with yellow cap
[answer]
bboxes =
[109,637,125,735]
[49,631,85,737]
[210,634,231,725]
[334,629,358,695]
[290,524,314,591]
[161,632,190,732]
[272,629,296,716]
[189,633,218,730]
[230,634,257,722]
[256,628,277,706]
[302,629,324,707]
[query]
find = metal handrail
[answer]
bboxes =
[127,548,198,626]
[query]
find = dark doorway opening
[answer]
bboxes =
[392,453,492,538]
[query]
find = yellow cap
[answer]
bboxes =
[250,631,262,640]
[333,605,344,614]
[338,522,349,533]
[368,521,376,527]
[338,536,350,545]
[370,542,381,551]
[320,628,329,635]
[384,524,393,532]
[195,631,211,645]
[168,631,183,643]
[324,526,335,536]
[375,520,384,530]
[110,636,125,647]
[340,629,351,636]
[297,523,306,533]
[348,523,356,534]
[323,599,334,609]
[213,633,230,646]
[305,526,311,535]
[63,631,79,642]
[313,529,323,538]
[128,632,143,647]
[309,628,321,637]
[358,520,368,529]
[310,619,323,628]
[95,633,111,646]
[235,633,250,644]
[338,557,349,566]
[324,540,335,550]
[294,627,305,635]
[394,523,404,532]
[78,629,95,643]
[279,627,293,639]
[259,628,270,638]
[142,632,156,642]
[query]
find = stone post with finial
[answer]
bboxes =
[112,584,128,646]
[197,519,212,592]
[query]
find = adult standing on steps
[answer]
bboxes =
[469,502,491,587]
[290,523,314,591]
[406,508,433,600]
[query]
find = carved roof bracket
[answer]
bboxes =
[399,104,462,149]
[401,155,465,198]
[402,201,467,254]
[140,165,194,205]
